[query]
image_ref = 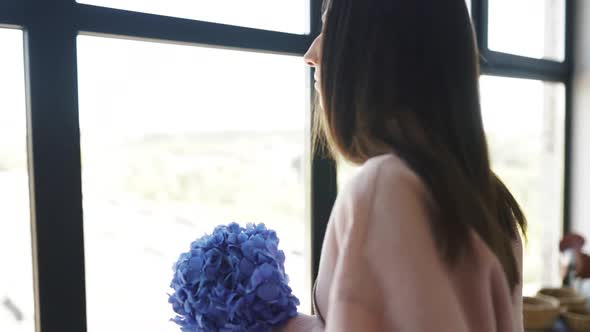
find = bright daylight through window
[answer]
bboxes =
[0,28,35,332]
[480,76,565,295]
[77,35,309,332]
[489,0,565,61]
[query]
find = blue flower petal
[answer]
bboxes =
[241,240,256,261]
[239,258,255,277]
[189,256,204,270]
[256,281,281,301]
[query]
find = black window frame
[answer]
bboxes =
[472,0,575,234]
[0,0,574,330]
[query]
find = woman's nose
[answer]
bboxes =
[304,36,321,67]
[303,48,317,67]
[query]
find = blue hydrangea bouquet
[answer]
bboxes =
[169,223,299,332]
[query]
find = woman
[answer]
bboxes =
[280,0,526,331]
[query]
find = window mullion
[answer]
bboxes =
[481,51,568,82]
[563,0,575,234]
[76,3,313,56]
[0,0,25,27]
[24,0,87,331]
[472,0,489,53]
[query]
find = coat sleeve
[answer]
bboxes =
[276,313,324,332]
[324,161,470,332]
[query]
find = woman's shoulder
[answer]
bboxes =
[332,153,433,238]
[340,153,429,204]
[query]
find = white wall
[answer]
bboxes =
[570,0,590,236]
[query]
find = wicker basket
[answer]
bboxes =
[538,288,588,312]
[523,295,561,330]
[563,308,590,332]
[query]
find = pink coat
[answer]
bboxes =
[281,154,523,332]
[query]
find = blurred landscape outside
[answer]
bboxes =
[77,36,308,332]
[0,1,567,330]
[0,29,34,332]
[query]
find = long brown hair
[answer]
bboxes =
[315,0,527,290]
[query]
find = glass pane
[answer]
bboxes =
[0,29,35,332]
[480,75,565,295]
[78,35,309,331]
[77,0,309,35]
[488,0,565,61]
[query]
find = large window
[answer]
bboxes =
[77,36,309,331]
[479,0,570,293]
[0,28,34,331]
[0,0,573,331]
[480,76,566,294]
[488,0,566,61]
